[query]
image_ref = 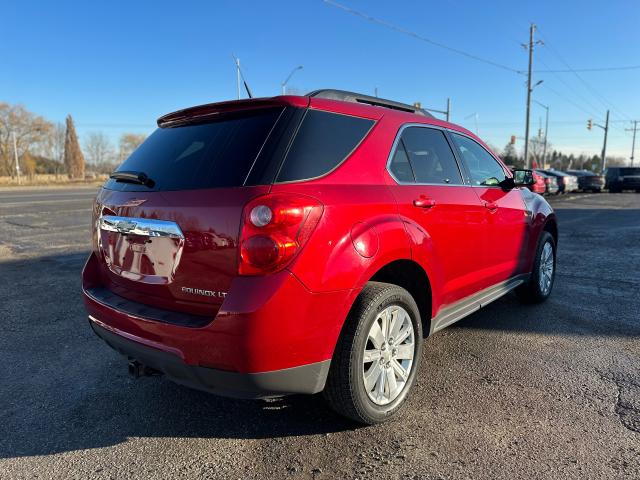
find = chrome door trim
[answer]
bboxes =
[100,215,184,239]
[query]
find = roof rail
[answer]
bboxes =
[306,89,434,118]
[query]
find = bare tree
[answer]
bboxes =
[529,136,550,169]
[84,132,114,166]
[0,102,53,176]
[64,115,85,179]
[118,133,146,162]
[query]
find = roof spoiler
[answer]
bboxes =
[157,96,309,128]
[306,89,434,118]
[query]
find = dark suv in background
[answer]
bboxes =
[605,167,640,192]
[566,169,605,192]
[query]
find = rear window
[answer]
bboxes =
[105,108,283,191]
[619,167,640,175]
[276,110,374,182]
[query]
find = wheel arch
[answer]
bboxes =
[543,215,558,246]
[368,259,433,337]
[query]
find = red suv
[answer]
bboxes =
[82,90,557,424]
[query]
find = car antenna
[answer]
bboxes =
[231,53,253,99]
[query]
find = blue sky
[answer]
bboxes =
[3,0,639,159]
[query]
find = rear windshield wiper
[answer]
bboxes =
[110,171,155,188]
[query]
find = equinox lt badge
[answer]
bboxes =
[181,286,227,298]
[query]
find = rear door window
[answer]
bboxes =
[105,108,283,191]
[391,127,462,185]
[276,110,374,182]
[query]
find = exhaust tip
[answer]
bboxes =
[128,360,161,378]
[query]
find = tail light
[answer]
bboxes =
[239,194,323,275]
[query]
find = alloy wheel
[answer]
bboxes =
[539,242,554,295]
[362,305,415,406]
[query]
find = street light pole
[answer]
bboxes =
[465,113,479,135]
[626,120,638,166]
[534,100,549,169]
[281,65,303,95]
[236,58,241,100]
[12,131,21,184]
[601,110,609,173]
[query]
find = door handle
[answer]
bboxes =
[413,197,436,208]
[484,201,498,212]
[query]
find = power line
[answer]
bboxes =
[536,27,633,122]
[541,83,599,122]
[535,65,640,73]
[322,0,523,74]
[537,58,604,118]
[537,59,630,138]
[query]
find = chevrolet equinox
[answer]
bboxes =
[82,89,558,424]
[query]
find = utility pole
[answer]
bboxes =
[446,97,451,122]
[602,110,609,172]
[523,24,543,169]
[626,120,638,166]
[12,131,21,184]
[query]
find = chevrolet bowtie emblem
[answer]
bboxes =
[116,220,137,234]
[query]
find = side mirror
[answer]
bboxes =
[511,169,534,187]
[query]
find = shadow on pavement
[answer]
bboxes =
[0,252,357,459]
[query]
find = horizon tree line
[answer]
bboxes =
[0,102,146,179]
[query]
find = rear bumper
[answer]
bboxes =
[83,252,358,394]
[90,320,330,397]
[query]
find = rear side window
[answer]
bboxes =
[389,141,415,182]
[105,108,283,191]
[390,126,462,185]
[276,110,374,182]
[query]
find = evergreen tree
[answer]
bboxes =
[501,142,520,167]
[64,115,85,179]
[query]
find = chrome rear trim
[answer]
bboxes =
[100,215,184,239]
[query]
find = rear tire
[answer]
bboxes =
[323,282,423,425]
[517,231,556,304]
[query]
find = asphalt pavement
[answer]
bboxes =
[0,188,638,479]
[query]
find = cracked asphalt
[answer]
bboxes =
[0,188,638,479]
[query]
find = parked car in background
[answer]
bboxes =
[534,170,559,195]
[82,89,558,424]
[537,169,578,194]
[566,169,604,192]
[529,170,547,195]
[604,166,640,192]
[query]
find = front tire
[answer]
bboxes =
[517,231,556,303]
[323,282,423,424]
